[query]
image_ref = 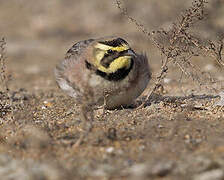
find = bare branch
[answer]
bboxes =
[115,0,224,107]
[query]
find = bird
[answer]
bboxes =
[55,36,151,146]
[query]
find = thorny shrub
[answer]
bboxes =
[115,0,224,106]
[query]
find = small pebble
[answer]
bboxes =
[106,147,114,153]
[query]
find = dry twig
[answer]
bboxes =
[0,37,14,120]
[0,37,9,93]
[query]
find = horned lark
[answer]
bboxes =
[55,37,151,109]
[55,37,151,146]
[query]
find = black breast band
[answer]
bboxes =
[85,59,133,81]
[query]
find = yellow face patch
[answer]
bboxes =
[93,42,132,73]
[108,56,131,72]
[95,56,131,73]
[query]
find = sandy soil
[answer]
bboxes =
[1,0,224,179]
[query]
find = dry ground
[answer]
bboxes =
[1,0,224,179]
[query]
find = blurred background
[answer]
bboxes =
[1,1,224,179]
[1,0,224,94]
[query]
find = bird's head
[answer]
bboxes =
[91,37,136,74]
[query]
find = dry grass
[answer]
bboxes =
[0,37,9,93]
[0,38,30,121]
[115,0,224,106]
[0,38,13,120]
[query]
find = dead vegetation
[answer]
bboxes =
[0,38,13,120]
[115,0,224,106]
[0,38,31,121]
[0,38,9,93]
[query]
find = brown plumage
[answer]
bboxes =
[55,36,151,147]
[55,37,151,109]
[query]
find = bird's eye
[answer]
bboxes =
[107,49,113,54]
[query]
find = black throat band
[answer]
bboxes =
[85,59,134,81]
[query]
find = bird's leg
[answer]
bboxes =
[100,93,108,115]
[95,92,108,116]
[73,104,93,148]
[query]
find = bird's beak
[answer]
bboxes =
[125,49,137,57]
